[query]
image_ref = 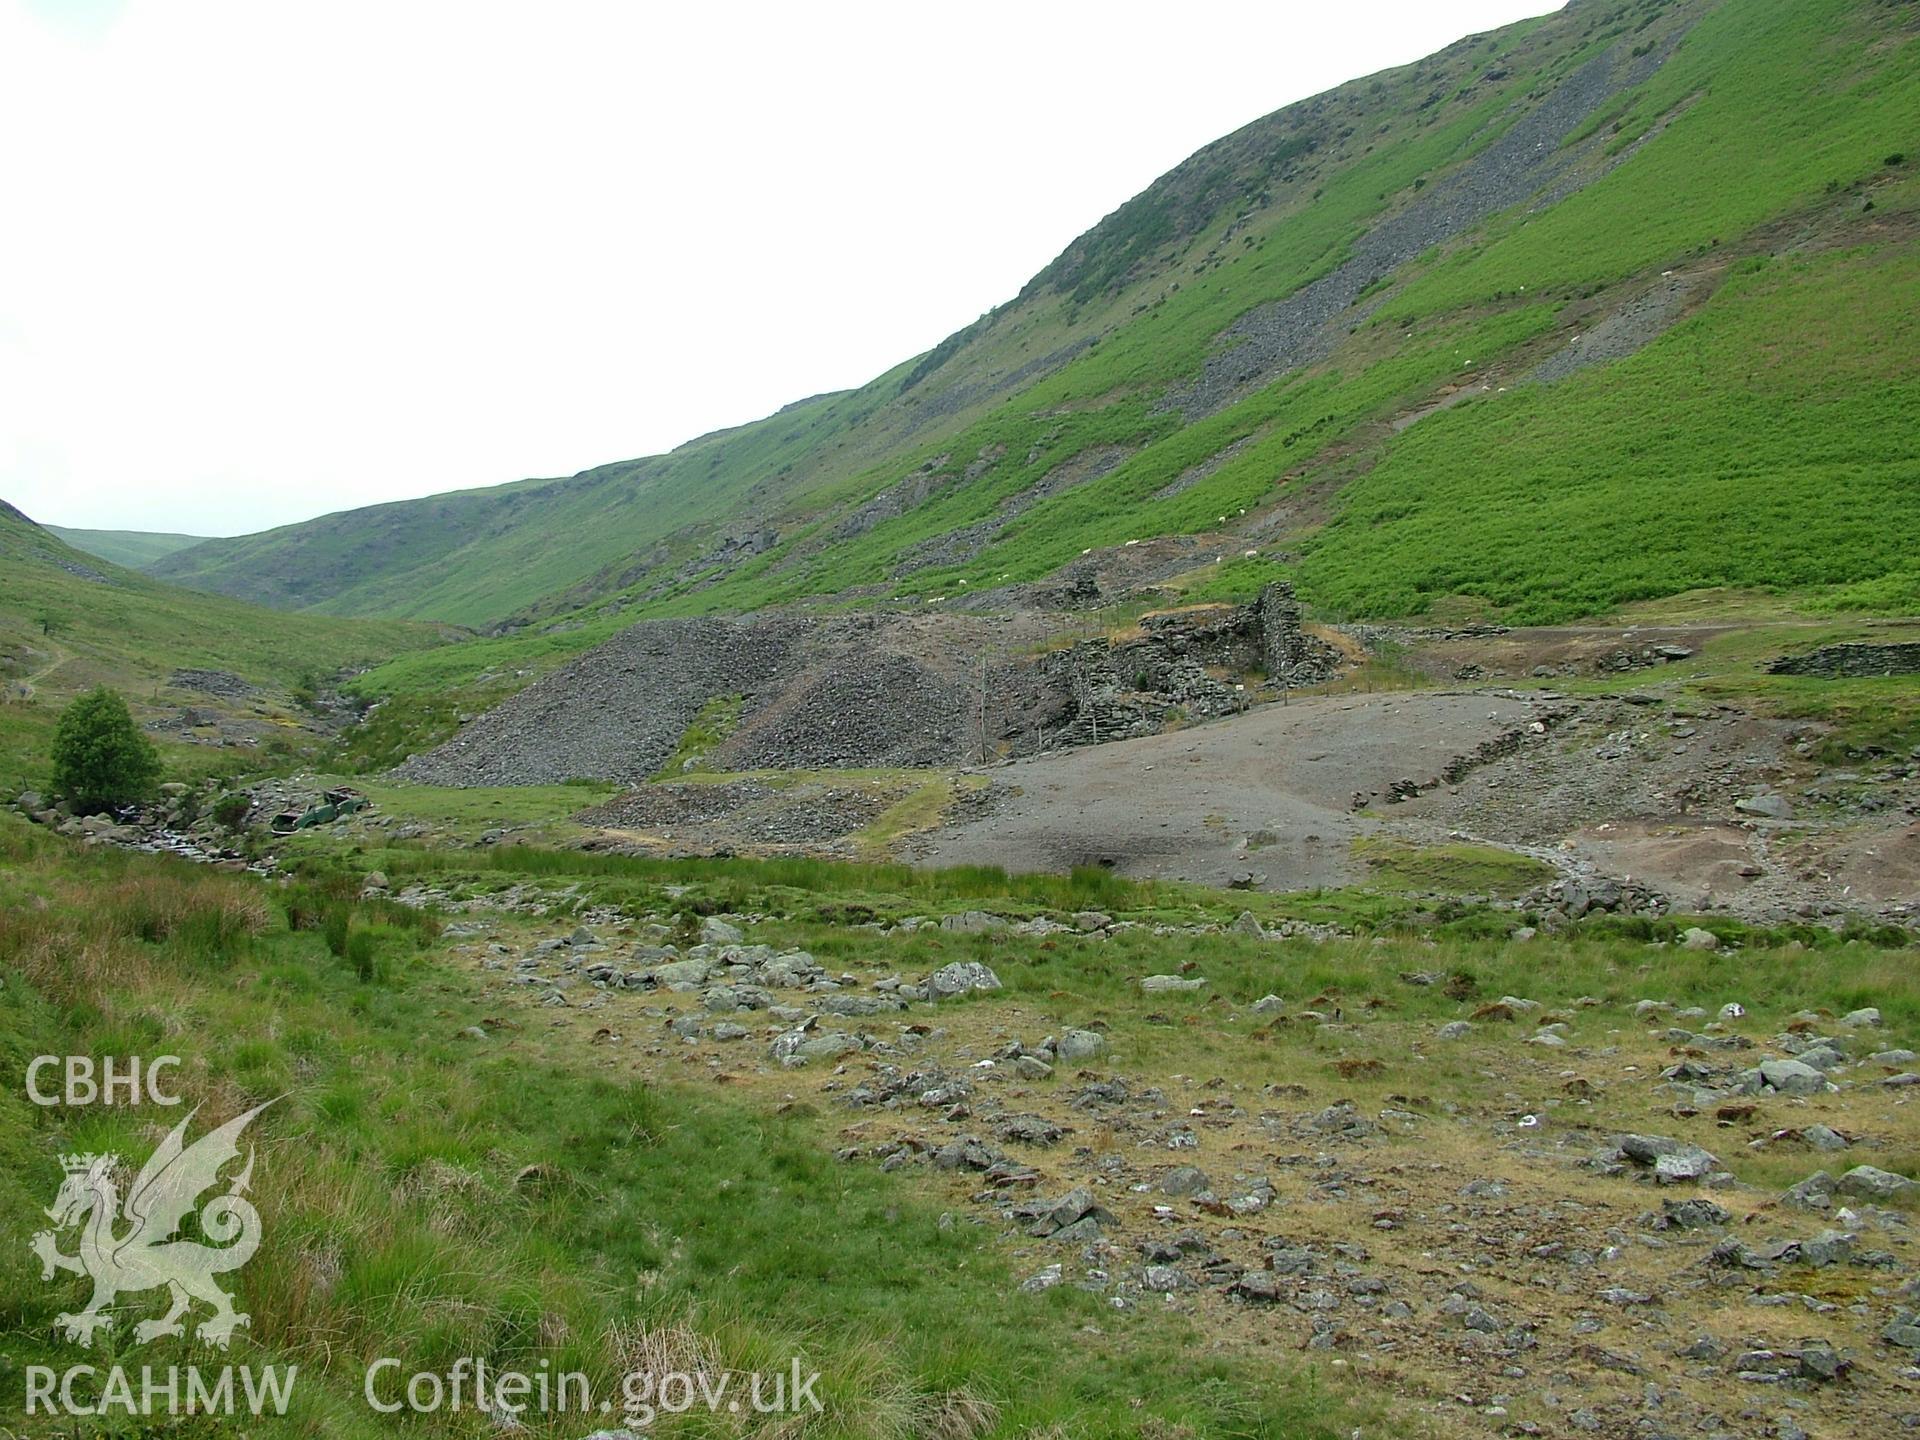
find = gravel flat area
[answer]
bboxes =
[911,691,1546,889]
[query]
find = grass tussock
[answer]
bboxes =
[389,842,1154,918]
[0,819,1373,1439]
[98,872,274,952]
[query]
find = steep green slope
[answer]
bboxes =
[651,0,1916,619]
[147,0,1920,648]
[1299,239,1920,621]
[45,525,210,567]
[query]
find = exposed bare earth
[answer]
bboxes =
[907,692,1550,891]
[544,616,1919,927]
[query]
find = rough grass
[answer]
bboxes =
[2,809,1914,1436]
[384,842,1160,921]
[853,774,984,859]
[1386,0,1920,318]
[355,777,618,828]
[1350,837,1557,897]
[654,693,745,777]
[0,819,1369,1439]
[1297,240,1920,621]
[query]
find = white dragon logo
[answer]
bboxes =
[29,1100,275,1348]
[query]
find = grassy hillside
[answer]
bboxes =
[0,820,1375,1439]
[45,525,210,567]
[1299,238,1920,620]
[0,501,446,794]
[141,0,1920,660]
[149,388,901,626]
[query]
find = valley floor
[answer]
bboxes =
[376,858,1920,1439]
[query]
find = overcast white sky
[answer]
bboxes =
[1,0,1560,537]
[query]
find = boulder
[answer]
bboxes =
[997,1114,1064,1147]
[1025,1186,1112,1240]
[1020,1264,1064,1293]
[1679,927,1720,952]
[926,961,1002,998]
[1799,1124,1850,1152]
[1230,1272,1284,1304]
[1056,1028,1107,1063]
[815,994,901,1018]
[1654,1198,1730,1230]
[1835,1165,1918,1202]
[759,952,822,988]
[1750,1230,1855,1268]
[770,1028,859,1067]
[1140,974,1206,993]
[1756,1058,1827,1096]
[648,958,714,991]
[699,916,745,946]
[939,910,1008,934]
[701,984,771,1013]
[1616,1133,1720,1184]
[1310,1101,1375,1137]
[1782,1171,1838,1211]
[1797,1340,1847,1383]
[1157,1165,1213,1198]
[934,1136,1002,1172]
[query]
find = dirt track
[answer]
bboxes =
[909,691,1550,889]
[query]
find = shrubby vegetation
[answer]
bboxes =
[1299,242,1920,620]
[50,686,161,813]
